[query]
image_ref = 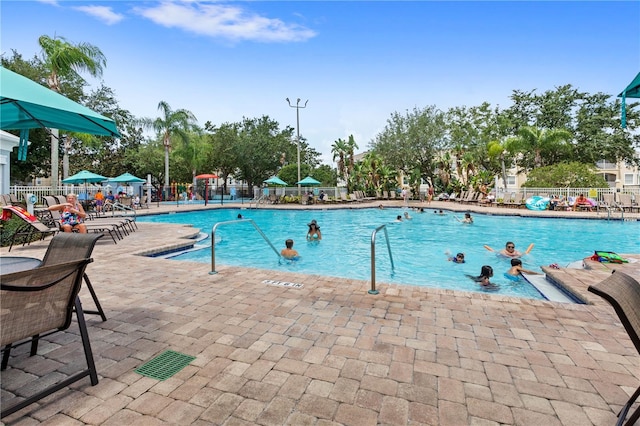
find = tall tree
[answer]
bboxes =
[371,106,448,189]
[38,35,107,183]
[331,138,348,185]
[145,101,197,193]
[509,126,572,170]
[233,116,294,189]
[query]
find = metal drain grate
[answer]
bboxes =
[134,350,196,381]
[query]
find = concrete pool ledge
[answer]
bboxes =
[1,210,639,425]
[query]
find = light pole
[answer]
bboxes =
[286,97,308,197]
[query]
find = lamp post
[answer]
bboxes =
[286,97,308,197]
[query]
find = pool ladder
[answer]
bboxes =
[369,224,395,294]
[209,220,396,295]
[209,219,280,274]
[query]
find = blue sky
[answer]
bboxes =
[2,1,639,165]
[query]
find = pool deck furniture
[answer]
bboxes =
[588,271,640,426]
[0,200,638,424]
[0,258,98,419]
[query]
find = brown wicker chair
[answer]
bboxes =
[588,271,640,426]
[0,257,99,418]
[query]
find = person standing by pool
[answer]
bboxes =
[306,219,322,241]
[427,184,434,205]
[484,241,534,258]
[94,189,105,213]
[281,239,299,259]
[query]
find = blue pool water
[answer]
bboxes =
[138,208,639,300]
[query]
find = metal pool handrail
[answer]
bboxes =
[370,224,395,294]
[210,219,280,274]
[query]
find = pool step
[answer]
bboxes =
[522,273,577,303]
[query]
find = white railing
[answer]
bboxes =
[7,185,639,207]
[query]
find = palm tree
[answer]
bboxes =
[38,35,107,184]
[147,101,197,195]
[512,126,572,170]
[331,138,348,185]
[346,134,359,180]
[487,140,509,191]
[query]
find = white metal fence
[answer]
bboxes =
[5,185,640,207]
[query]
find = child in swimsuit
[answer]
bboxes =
[281,239,300,259]
[466,265,499,290]
[448,253,465,263]
[505,258,540,279]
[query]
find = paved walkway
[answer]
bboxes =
[1,200,639,425]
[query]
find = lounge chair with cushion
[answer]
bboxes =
[588,271,640,426]
[44,196,125,241]
[0,255,99,418]
[0,205,58,251]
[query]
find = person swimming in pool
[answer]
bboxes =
[448,252,465,263]
[403,211,412,220]
[466,265,499,290]
[281,239,300,259]
[456,213,473,224]
[506,258,540,278]
[306,219,322,241]
[484,241,534,258]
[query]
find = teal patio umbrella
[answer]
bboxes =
[619,72,640,128]
[62,170,107,185]
[0,67,120,160]
[111,172,145,183]
[264,176,288,186]
[62,170,107,200]
[296,176,321,186]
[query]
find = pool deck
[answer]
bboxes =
[1,200,639,425]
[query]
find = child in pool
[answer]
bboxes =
[447,252,466,263]
[466,265,499,290]
[281,239,300,259]
[506,258,540,278]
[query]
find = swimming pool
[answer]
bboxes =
[138,208,639,300]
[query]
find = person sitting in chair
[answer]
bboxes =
[48,193,87,233]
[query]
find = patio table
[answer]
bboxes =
[0,256,42,274]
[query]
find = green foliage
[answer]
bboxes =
[522,162,608,188]
[278,163,312,185]
[372,106,448,184]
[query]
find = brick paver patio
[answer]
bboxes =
[1,200,638,425]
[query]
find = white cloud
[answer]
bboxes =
[134,1,316,42]
[74,5,124,25]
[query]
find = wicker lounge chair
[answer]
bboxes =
[588,271,640,426]
[0,256,99,418]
